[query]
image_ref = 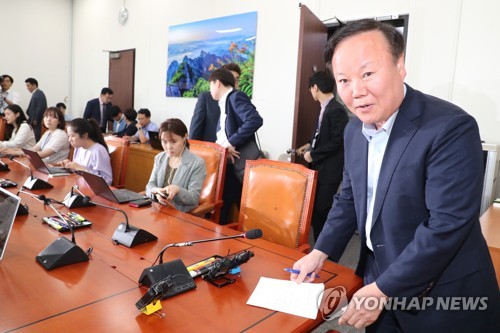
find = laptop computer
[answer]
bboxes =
[148,131,163,150]
[78,170,146,204]
[0,187,21,260]
[21,148,71,176]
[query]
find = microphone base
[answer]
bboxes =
[62,194,95,209]
[138,259,196,298]
[16,203,29,216]
[111,222,157,248]
[23,177,53,190]
[0,162,9,172]
[36,236,89,270]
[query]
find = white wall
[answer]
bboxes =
[71,0,301,159]
[4,0,500,162]
[1,0,72,111]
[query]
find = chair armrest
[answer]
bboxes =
[225,222,239,230]
[297,243,310,254]
[189,202,215,217]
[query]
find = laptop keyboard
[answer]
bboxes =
[48,166,71,174]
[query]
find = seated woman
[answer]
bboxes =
[115,108,138,138]
[0,105,36,152]
[4,107,70,164]
[59,118,113,185]
[146,118,206,212]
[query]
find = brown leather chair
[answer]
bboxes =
[228,159,317,252]
[0,117,6,141]
[104,136,130,189]
[188,140,227,224]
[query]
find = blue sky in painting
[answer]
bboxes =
[167,12,257,65]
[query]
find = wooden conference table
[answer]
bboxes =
[0,157,362,332]
[480,204,500,286]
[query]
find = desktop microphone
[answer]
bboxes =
[81,196,157,248]
[9,156,53,190]
[138,229,262,287]
[33,194,89,270]
[62,185,95,209]
[0,159,9,171]
[13,188,33,216]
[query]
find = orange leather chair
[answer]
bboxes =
[0,117,6,141]
[188,140,227,224]
[228,159,317,252]
[104,136,130,188]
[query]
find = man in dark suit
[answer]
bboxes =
[296,71,349,241]
[292,20,499,332]
[83,87,113,133]
[25,78,47,141]
[209,68,263,225]
[189,63,241,142]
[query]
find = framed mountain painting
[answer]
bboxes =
[166,11,257,98]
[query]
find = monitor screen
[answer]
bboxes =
[0,188,21,260]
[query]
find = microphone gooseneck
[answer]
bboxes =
[153,228,263,266]
[84,197,129,229]
[10,156,34,179]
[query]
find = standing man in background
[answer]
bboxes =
[25,77,47,141]
[292,19,499,332]
[296,71,349,241]
[1,75,20,115]
[83,87,113,133]
[209,68,263,225]
[189,63,242,142]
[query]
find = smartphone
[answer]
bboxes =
[129,199,152,207]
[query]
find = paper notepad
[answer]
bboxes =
[247,277,325,319]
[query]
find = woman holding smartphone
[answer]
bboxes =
[145,118,206,212]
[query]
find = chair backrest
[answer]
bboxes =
[0,117,6,141]
[104,136,130,188]
[238,159,317,249]
[189,140,227,220]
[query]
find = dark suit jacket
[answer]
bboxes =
[315,85,498,330]
[83,98,111,131]
[26,89,47,125]
[225,90,263,148]
[115,120,138,137]
[189,92,220,142]
[309,98,349,185]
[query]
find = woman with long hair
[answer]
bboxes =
[0,104,36,151]
[146,118,206,212]
[58,118,112,184]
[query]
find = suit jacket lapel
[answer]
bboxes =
[371,86,420,225]
[348,123,369,238]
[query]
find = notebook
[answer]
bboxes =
[148,131,163,150]
[78,170,146,204]
[21,148,71,176]
[0,187,21,260]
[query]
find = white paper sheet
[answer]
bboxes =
[247,277,325,319]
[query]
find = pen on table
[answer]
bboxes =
[284,268,320,278]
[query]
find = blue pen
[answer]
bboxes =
[284,268,319,278]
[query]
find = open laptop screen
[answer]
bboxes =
[0,187,21,260]
[148,131,163,150]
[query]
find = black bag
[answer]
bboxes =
[233,134,264,183]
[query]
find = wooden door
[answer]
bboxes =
[291,5,328,165]
[108,49,135,112]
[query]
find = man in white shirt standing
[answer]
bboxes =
[0,75,20,115]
